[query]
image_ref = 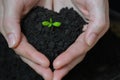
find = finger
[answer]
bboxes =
[53,0,87,23]
[85,0,110,46]
[72,0,89,19]
[2,0,24,48]
[53,0,74,12]
[53,0,82,14]
[2,0,39,48]
[22,0,42,15]
[20,56,53,80]
[53,33,89,69]
[73,0,109,43]
[53,54,85,80]
[37,0,52,10]
[14,34,50,67]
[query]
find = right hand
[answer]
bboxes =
[0,0,53,80]
[53,0,109,80]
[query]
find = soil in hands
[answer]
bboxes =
[21,6,86,69]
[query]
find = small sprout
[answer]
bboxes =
[48,23,52,28]
[42,18,61,28]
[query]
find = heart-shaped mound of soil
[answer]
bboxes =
[21,6,86,69]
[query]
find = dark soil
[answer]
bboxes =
[0,6,120,80]
[21,6,86,69]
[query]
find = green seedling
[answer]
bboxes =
[42,18,61,28]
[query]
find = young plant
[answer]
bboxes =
[42,18,61,28]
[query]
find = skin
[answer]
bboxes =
[0,0,109,80]
[0,0,53,80]
[53,0,109,80]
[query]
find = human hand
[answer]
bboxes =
[0,0,53,79]
[53,0,109,80]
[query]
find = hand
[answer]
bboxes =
[53,0,110,80]
[0,0,53,80]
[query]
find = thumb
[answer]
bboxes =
[85,20,109,47]
[2,1,23,48]
[3,18,21,48]
[84,0,109,47]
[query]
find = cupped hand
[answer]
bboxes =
[0,0,53,80]
[53,0,110,80]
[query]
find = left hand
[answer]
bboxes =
[0,0,53,80]
[53,0,109,80]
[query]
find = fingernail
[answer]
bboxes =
[86,33,97,46]
[54,61,61,69]
[7,33,16,48]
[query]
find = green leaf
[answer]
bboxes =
[53,22,61,27]
[48,23,52,28]
[42,21,50,27]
